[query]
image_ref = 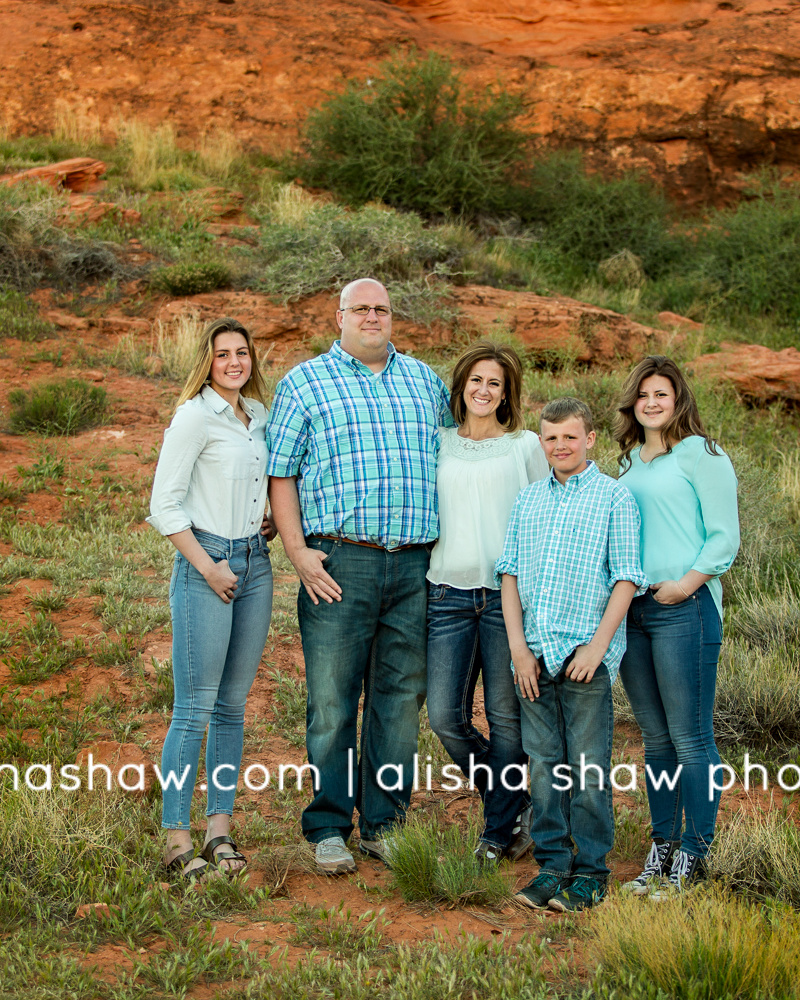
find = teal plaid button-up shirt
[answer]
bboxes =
[495,461,647,681]
[266,341,453,549]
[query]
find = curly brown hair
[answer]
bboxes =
[449,341,523,431]
[614,355,719,470]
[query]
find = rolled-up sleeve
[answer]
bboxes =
[266,380,309,478]
[494,493,522,586]
[691,447,740,577]
[147,405,208,536]
[608,489,648,595]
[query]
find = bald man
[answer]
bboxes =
[267,278,453,873]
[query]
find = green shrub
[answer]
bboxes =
[697,173,800,322]
[291,49,528,217]
[520,151,684,281]
[249,202,466,322]
[150,259,231,296]
[8,378,109,435]
[0,285,54,340]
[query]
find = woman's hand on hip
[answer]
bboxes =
[650,580,689,605]
[203,559,239,603]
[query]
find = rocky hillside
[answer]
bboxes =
[2,0,799,202]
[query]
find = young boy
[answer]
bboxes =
[495,398,646,912]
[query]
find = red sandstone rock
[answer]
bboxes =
[62,194,142,226]
[690,343,800,402]
[75,902,120,920]
[43,311,91,331]
[657,311,703,331]
[0,158,106,193]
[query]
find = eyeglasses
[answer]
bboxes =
[342,305,392,317]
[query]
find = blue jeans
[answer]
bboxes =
[161,529,273,829]
[299,537,429,844]
[427,585,529,849]
[518,658,614,879]
[620,585,722,859]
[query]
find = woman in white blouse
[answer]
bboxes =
[427,342,548,864]
[148,318,273,880]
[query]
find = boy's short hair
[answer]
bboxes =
[539,397,594,434]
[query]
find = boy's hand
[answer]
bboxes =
[566,643,603,683]
[513,648,541,701]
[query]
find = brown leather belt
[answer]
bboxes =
[311,535,425,553]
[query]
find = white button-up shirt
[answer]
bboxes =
[147,385,268,540]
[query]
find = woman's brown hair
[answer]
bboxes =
[614,355,719,471]
[450,341,524,432]
[176,317,269,409]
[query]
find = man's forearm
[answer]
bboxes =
[268,476,306,559]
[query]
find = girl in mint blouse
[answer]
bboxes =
[614,355,739,897]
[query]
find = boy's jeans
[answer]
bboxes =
[162,529,273,829]
[517,657,614,879]
[426,584,530,850]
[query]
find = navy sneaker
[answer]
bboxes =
[514,871,568,910]
[548,874,607,912]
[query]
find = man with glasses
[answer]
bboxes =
[267,278,453,874]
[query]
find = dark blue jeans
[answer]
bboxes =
[298,538,429,844]
[518,658,614,879]
[426,584,529,849]
[620,585,723,859]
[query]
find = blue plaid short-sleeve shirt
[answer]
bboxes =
[266,341,453,549]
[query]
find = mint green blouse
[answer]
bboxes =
[619,436,740,620]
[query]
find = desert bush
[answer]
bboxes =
[520,151,683,280]
[696,172,800,323]
[8,378,109,435]
[291,49,528,217]
[0,285,54,340]
[150,259,231,296]
[388,811,511,907]
[250,202,467,322]
[588,888,800,1000]
[714,640,800,748]
[708,810,800,908]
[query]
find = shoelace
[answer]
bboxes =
[669,850,691,885]
[532,872,563,891]
[566,876,602,901]
[639,840,671,880]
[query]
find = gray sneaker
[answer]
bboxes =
[315,836,356,874]
[359,835,395,867]
[504,805,533,862]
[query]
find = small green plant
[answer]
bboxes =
[8,378,109,435]
[0,285,55,340]
[389,811,512,907]
[269,667,307,748]
[289,903,387,958]
[291,49,528,217]
[150,259,231,296]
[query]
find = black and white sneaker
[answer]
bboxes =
[621,838,680,895]
[650,849,707,900]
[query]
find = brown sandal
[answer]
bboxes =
[164,848,217,882]
[200,836,247,877]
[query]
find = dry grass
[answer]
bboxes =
[197,127,241,180]
[52,99,102,146]
[152,310,204,382]
[268,183,321,226]
[708,809,800,908]
[588,886,800,1000]
[117,119,179,189]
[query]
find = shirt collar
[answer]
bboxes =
[330,339,397,374]
[547,459,599,492]
[200,384,255,418]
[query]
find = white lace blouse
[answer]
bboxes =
[427,428,549,590]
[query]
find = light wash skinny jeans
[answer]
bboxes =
[161,529,273,829]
